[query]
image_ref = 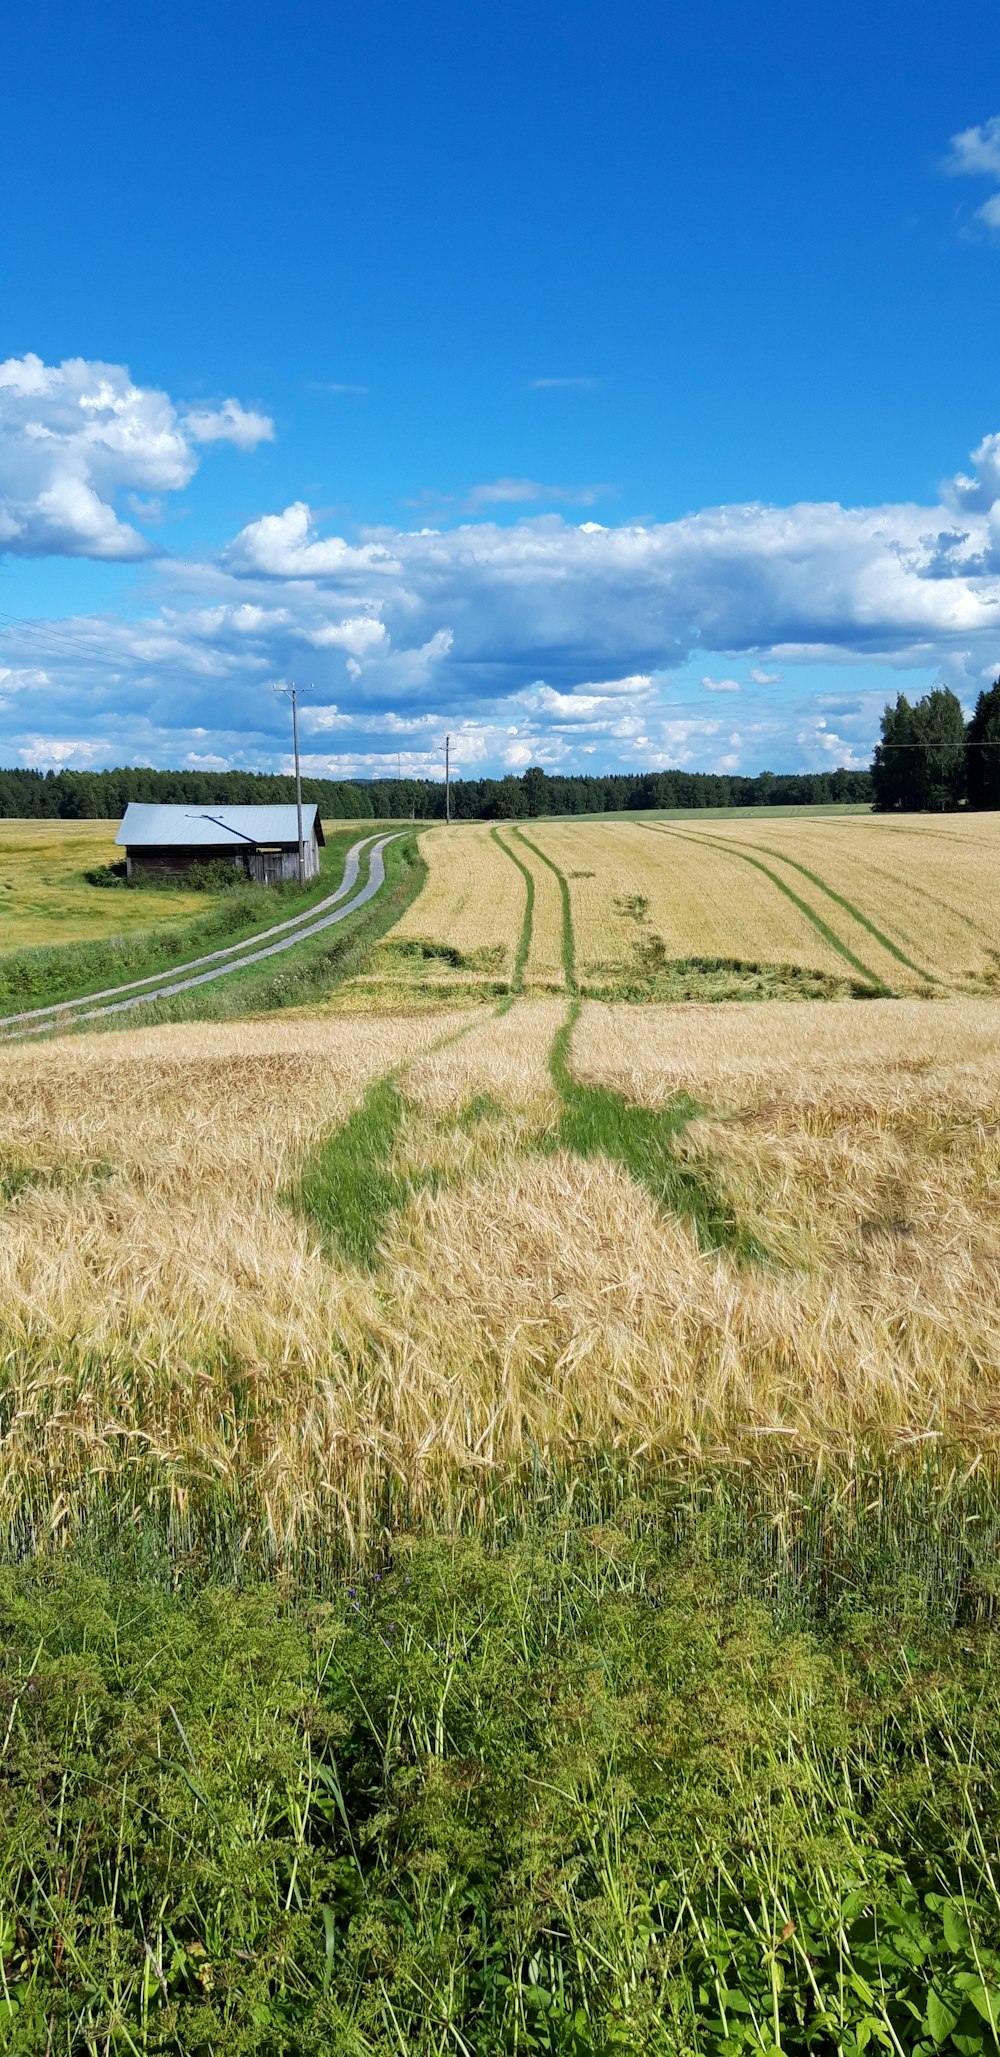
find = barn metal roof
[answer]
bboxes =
[116,803,325,849]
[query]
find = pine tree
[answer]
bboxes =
[966,679,1000,809]
[872,695,918,809]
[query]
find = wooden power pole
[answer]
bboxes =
[445,733,451,823]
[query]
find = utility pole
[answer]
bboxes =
[445,732,451,823]
[273,681,313,885]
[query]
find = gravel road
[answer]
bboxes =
[0,833,398,1041]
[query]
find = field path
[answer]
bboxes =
[510,827,577,991]
[489,827,535,994]
[0,835,398,1040]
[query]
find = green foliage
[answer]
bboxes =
[873,688,969,812]
[0,761,876,824]
[294,1077,414,1266]
[966,679,1000,809]
[3,1532,1000,2054]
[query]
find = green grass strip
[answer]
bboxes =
[642,822,890,994]
[293,1076,416,1268]
[490,825,534,1000]
[734,835,937,981]
[510,825,577,991]
[549,999,766,1261]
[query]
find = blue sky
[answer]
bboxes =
[3,0,1000,781]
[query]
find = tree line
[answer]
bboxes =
[873,680,1000,811]
[0,761,873,822]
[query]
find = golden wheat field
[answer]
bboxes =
[0,818,212,947]
[358,810,1000,1003]
[2,989,1000,1552]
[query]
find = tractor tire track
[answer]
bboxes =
[510,826,577,992]
[490,826,535,997]
[714,834,937,983]
[641,821,889,992]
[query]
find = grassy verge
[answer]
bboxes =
[0,829,367,1016]
[3,1490,1000,2056]
[39,834,428,1035]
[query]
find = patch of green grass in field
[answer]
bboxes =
[496,833,764,1256]
[4,1495,1000,2055]
[0,1151,113,1204]
[549,1002,767,1259]
[294,1076,416,1266]
[582,950,870,1002]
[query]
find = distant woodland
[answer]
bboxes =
[0,762,873,821]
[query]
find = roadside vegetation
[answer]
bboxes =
[4,1513,1000,2055]
[0,831,425,1029]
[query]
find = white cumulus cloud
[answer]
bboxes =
[0,354,273,560]
[944,114,1000,229]
[12,424,1000,779]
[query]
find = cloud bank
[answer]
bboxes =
[5,366,1000,775]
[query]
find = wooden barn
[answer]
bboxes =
[115,803,325,883]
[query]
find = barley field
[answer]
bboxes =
[364,810,1000,1003]
[7,813,1000,2050]
[3,990,1000,1554]
[0,817,212,946]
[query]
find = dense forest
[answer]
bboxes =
[873,680,1000,810]
[0,761,873,821]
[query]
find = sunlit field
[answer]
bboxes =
[0,817,220,946]
[6,814,1000,2051]
[3,992,1000,1555]
[357,809,1000,1005]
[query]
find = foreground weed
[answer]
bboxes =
[3,1535,1000,2054]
